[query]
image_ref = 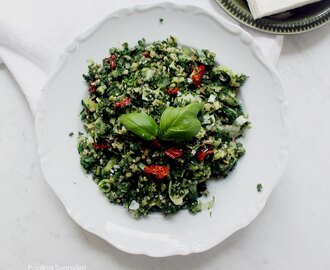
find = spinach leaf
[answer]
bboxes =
[119,112,158,141]
[158,102,204,142]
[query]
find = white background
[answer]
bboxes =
[0,20,330,270]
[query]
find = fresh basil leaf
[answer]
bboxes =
[119,112,158,141]
[159,103,204,142]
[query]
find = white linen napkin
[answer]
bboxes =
[0,0,283,115]
[246,0,322,19]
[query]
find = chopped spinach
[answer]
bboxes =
[78,37,249,218]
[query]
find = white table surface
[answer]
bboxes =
[1,23,330,269]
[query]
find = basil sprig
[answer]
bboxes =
[119,103,203,142]
[158,103,204,141]
[119,112,158,141]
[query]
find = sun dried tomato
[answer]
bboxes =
[114,97,131,109]
[165,87,180,96]
[197,148,214,162]
[110,54,116,70]
[151,139,161,148]
[144,165,170,180]
[143,51,150,58]
[93,143,110,150]
[164,148,183,159]
[88,84,96,93]
[190,64,205,88]
[103,55,116,70]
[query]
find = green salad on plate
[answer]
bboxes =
[78,37,249,218]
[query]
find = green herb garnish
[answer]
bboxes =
[257,183,263,192]
[158,102,203,142]
[119,103,203,142]
[119,112,158,141]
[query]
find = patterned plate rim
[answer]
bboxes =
[215,0,330,34]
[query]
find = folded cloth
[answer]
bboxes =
[246,0,322,19]
[0,0,283,115]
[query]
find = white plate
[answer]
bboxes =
[35,2,289,257]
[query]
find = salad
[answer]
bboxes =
[78,37,249,218]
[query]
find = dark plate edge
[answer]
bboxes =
[215,0,330,34]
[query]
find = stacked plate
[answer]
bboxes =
[215,0,330,34]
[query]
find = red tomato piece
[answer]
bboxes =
[197,148,214,162]
[190,64,205,88]
[165,87,180,96]
[144,165,170,180]
[151,139,161,148]
[93,143,110,150]
[114,97,131,109]
[88,84,96,94]
[110,54,116,70]
[164,148,183,159]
